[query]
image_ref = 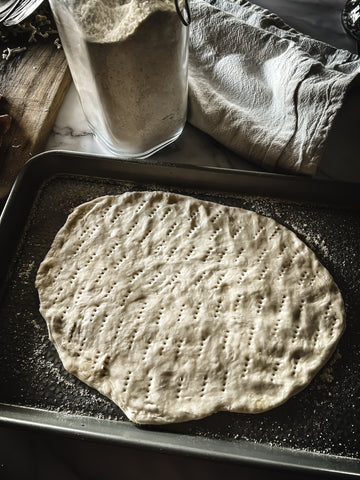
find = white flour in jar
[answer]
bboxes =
[57,0,188,155]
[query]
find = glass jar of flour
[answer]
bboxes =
[49,0,190,158]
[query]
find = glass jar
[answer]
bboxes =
[48,0,189,158]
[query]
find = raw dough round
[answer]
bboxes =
[36,191,345,424]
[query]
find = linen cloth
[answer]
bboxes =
[188,0,360,175]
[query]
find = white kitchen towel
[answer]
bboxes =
[188,0,360,175]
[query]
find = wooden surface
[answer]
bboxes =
[0,41,71,199]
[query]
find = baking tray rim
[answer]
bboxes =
[0,150,359,478]
[2,149,360,217]
[1,403,359,478]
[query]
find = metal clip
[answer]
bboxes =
[175,0,191,26]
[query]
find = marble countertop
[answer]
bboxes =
[45,0,360,183]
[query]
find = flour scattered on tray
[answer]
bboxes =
[35,191,345,424]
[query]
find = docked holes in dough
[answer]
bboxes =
[35,191,345,424]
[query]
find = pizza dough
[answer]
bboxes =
[35,191,345,424]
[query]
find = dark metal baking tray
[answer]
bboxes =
[0,150,359,478]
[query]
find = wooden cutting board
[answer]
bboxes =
[0,41,71,200]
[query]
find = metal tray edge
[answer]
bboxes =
[1,403,359,478]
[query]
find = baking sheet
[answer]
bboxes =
[0,151,359,477]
